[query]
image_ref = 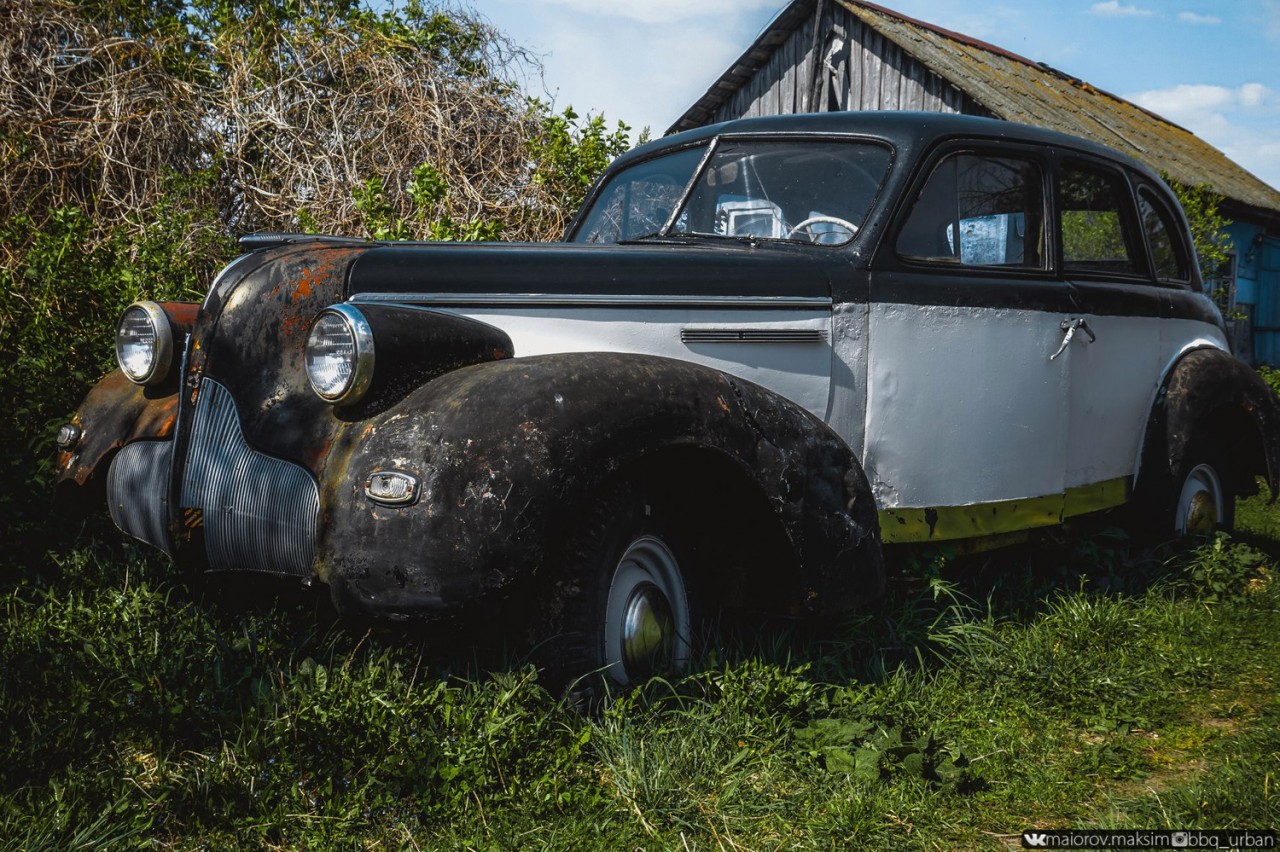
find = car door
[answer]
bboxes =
[1056,160,1217,509]
[866,146,1071,543]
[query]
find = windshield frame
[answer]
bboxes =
[567,131,896,248]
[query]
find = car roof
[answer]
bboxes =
[612,111,1157,179]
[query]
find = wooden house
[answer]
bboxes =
[671,0,1280,363]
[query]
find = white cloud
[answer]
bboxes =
[1177,11,1222,25]
[1131,83,1276,118]
[1089,1,1154,17]
[521,16,749,134]
[1241,83,1269,107]
[521,0,779,25]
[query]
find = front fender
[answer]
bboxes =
[316,352,883,620]
[55,370,180,493]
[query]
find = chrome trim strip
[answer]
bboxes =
[681,328,828,344]
[349,293,833,309]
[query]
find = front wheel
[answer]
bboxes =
[601,533,691,686]
[535,489,694,697]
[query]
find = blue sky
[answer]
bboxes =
[479,0,1280,191]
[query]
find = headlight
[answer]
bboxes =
[305,305,375,405]
[115,301,174,385]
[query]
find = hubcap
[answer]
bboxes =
[621,582,674,678]
[1176,463,1223,536]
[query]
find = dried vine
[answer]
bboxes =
[0,0,569,271]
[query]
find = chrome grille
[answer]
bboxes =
[180,378,319,576]
[107,440,174,556]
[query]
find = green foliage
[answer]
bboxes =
[1257,364,1280,397]
[0,181,228,567]
[530,104,635,227]
[795,714,974,788]
[351,164,506,242]
[5,519,1279,847]
[1180,532,1270,602]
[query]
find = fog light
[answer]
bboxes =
[365,471,418,506]
[57,423,82,451]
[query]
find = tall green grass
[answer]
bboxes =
[3,504,1278,849]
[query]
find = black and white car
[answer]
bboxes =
[57,112,1280,688]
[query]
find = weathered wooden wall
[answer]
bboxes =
[709,4,986,124]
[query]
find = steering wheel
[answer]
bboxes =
[787,215,859,244]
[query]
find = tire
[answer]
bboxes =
[1167,444,1234,538]
[535,487,694,698]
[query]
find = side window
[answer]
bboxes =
[1137,186,1191,282]
[897,152,1045,268]
[1059,161,1142,275]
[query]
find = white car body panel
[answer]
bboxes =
[860,301,1068,509]
[350,297,836,422]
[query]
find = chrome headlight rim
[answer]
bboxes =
[115,300,174,386]
[306,304,375,405]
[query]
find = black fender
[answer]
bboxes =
[1138,347,1280,502]
[315,352,884,621]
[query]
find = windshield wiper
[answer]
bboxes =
[616,232,701,245]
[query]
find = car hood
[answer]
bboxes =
[346,240,840,302]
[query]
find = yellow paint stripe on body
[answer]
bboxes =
[878,477,1131,544]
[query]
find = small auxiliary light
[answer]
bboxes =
[365,471,419,506]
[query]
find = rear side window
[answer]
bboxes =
[897,152,1046,268]
[1059,161,1142,276]
[1137,187,1191,282]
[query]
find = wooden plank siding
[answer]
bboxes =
[708,4,981,126]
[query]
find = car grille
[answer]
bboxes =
[178,378,319,576]
[107,440,175,557]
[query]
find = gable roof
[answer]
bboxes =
[671,0,1280,223]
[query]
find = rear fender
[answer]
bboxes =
[1139,347,1280,500]
[316,352,884,621]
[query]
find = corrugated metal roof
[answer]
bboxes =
[671,0,1280,221]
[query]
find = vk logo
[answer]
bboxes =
[1023,834,1050,848]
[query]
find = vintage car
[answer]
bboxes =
[56,112,1280,689]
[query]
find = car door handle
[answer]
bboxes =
[1049,318,1096,361]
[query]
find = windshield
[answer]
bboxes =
[571,138,892,246]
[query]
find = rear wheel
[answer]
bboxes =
[1149,442,1235,541]
[1173,459,1230,536]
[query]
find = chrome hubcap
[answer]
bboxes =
[621,582,674,678]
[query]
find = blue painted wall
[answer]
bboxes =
[1232,221,1280,365]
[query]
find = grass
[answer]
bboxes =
[2,500,1279,849]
